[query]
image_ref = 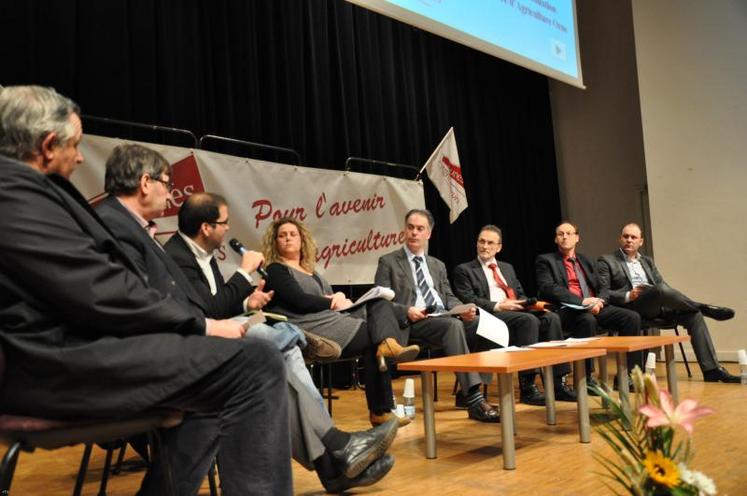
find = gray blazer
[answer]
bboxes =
[375,248,463,328]
[597,249,663,306]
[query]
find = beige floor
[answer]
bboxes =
[4,363,747,495]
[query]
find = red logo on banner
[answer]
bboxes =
[164,154,205,216]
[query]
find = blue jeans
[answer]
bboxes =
[246,322,326,416]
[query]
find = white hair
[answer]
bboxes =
[0,85,80,161]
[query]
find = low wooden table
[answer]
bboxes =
[535,335,692,415]
[397,347,606,469]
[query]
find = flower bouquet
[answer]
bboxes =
[591,367,716,495]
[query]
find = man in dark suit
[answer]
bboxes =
[535,221,643,385]
[0,85,292,494]
[453,225,576,404]
[597,222,738,383]
[96,144,398,492]
[163,192,265,319]
[375,209,499,423]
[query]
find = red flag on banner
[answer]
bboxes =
[420,127,467,223]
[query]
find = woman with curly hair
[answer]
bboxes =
[261,217,419,427]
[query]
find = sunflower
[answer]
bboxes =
[643,450,680,488]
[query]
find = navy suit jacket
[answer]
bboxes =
[453,258,528,313]
[535,251,609,305]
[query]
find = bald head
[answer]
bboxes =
[619,223,644,257]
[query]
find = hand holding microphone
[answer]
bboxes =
[228,238,268,279]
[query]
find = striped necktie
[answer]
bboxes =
[413,256,436,308]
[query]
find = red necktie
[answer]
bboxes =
[488,263,516,299]
[145,221,159,241]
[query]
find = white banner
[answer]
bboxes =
[75,135,425,284]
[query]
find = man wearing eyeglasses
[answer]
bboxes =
[1,85,291,495]
[162,192,269,318]
[97,147,399,492]
[453,225,576,404]
[535,221,643,387]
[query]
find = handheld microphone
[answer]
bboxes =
[522,297,538,308]
[228,238,268,279]
[424,304,438,314]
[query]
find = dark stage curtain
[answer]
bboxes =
[0,0,562,294]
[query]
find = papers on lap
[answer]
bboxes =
[236,310,289,330]
[475,308,510,347]
[339,286,395,312]
[560,302,595,310]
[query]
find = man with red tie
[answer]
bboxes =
[454,225,576,404]
[535,222,643,387]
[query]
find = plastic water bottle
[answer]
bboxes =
[645,352,657,376]
[403,378,416,419]
[738,350,747,385]
[403,396,416,419]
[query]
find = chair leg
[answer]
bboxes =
[0,441,22,492]
[97,444,117,496]
[111,442,127,475]
[352,357,363,390]
[72,443,93,496]
[673,326,692,378]
[433,371,438,402]
[326,362,333,415]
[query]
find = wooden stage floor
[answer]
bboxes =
[4,362,747,495]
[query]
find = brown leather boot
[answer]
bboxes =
[375,338,420,371]
[369,411,411,428]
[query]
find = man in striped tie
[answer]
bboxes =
[375,209,499,423]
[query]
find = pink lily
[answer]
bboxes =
[639,390,714,435]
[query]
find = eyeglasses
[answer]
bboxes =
[150,175,174,191]
[210,219,230,226]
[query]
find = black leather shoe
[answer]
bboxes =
[331,417,398,479]
[467,399,500,423]
[520,384,546,406]
[703,366,740,383]
[699,304,735,321]
[554,383,577,402]
[321,454,395,494]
